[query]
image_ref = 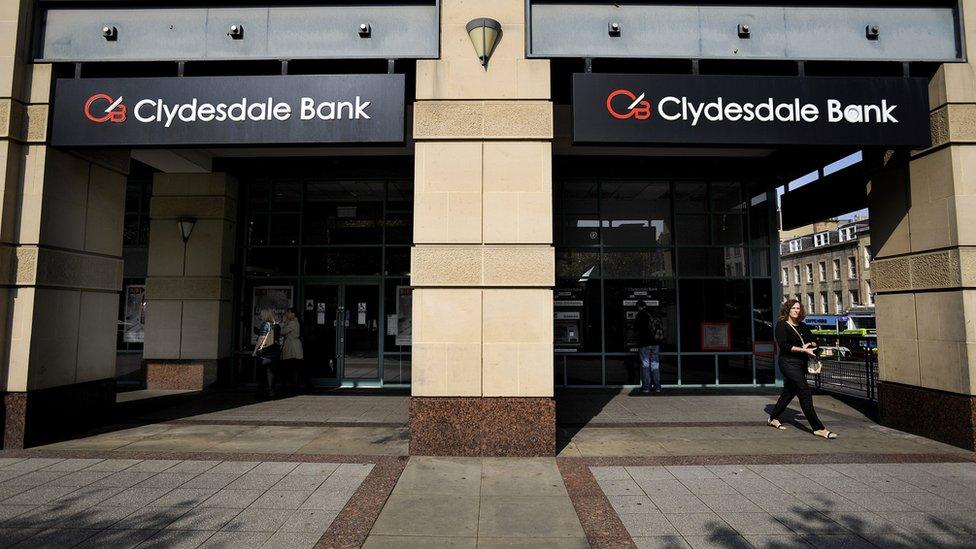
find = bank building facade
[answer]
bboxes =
[2,0,975,455]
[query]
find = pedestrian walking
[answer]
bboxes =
[280,307,306,391]
[254,308,282,399]
[634,300,665,394]
[767,298,838,439]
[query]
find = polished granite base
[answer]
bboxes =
[146,359,219,390]
[409,397,555,457]
[878,381,976,451]
[2,378,115,449]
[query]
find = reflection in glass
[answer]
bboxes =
[302,248,382,275]
[272,182,302,211]
[752,279,774,343]
[566,356,603,385]
[248,215,269,246]
[269,214,300,245]
[756,356,776,385]
[385,211,412,244]
[718,355,754,384]
[600,181,671,246]
[303,202,383,245]
[749,192,771,246]
[674,182,707,213]
[385,247,410,276]
[556,249,601,280]
[603,250,674,279]
[677,248,748,277]
[383,355,411,384]
[605,355,640,385]
[675,215,708,245]
[682,355,715,385]
[711,214,746,246]
[247,247,299,275]
[679,279,752,352]
[750,247,770,277]
[711,181,745,211]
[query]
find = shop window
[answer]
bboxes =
[559,215,602,246]
[756,355,776,385]
[603,249,674,279]
[385,211,413,244]
[675,215,709,245]
[603,281,677,353]
[556,249,601,281]
[682,355,716,385]
[679,279,752,353]
[383,355,411,384]
[387,180,413,211]
[711,181,745,212]
[711,214,746,246]
[748,193,770,246]
[674,182,707,213]
[302,248,382,276]
[718,355,753,385]
[749,248,770,277]
[566,356,603,385]
[752,280,774,344]
[384,247,410,276]
[678,247,748,278]
[271,182,302,211]
[600,181,671,246]
[247,247,299,275]
[248,181,272,208]
[302,201,383,245]
[247,214,269,246]
[269,214,300,245]
[605,354,677,386]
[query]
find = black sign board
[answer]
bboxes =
[573,74,930,148]
[51,74,405,147]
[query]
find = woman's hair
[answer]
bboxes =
[259,308,276,322]
[778,299,805,322]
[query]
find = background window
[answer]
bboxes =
[834,291,843,313]
[818,262,827,282]
[793,266,800,284]
[806,293,815,314]
[848,256,857,279]
[805,264,813,283]
[820,292,828,313]
[849,290,860,306]
[832,259,841,280]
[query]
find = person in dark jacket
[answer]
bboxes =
[634,300,664,394]
[768,299,838,439]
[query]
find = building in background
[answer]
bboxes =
[780,218,873,315]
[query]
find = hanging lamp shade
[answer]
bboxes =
[466,18,502,69]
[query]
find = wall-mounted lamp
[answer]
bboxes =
[227,24,244,39]
[737,23,751,39]
[359,23,372,38]
[866,25,880,40]
[178,217,196,243]
[466,17,502,69]
[102,25,118,41]
[608,22,621,37]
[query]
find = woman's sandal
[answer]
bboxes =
[767,418,787,430]
[814,429,838,439]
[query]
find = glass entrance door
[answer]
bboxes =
[302,282,381,385]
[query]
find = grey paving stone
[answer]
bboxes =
[793,492,863,513]
[224,474,285,491]
[0,459,27,469]
[180,474,241,490]
[3,459,63,473]
[627,467,676,482]
[666,466,718,480]
[682,534,752,549]
[334,463,372,479]
[50,470,115,487]
[597,478,643,496]
[697,493,762,513]
[768,477,834,494]
[478,496,586,539]
[126,460,180,473]
[221,509,293,532]
[680,479,738,495]
[619,512,680,537]
[250,490,313,510]
[801,534,875,549]
[65,505,137,529]
[394,458,481,497]
[248,462,299,476]
[719,512,795,535]
[199,530,271,548]
[839,492,916,513]
[261,531,321,549]
[0,528,42,549]
[608,495,659,515]
[74,528,159,549]
[41,459,104,473]
[271,475,325,491]
[723,477,782,494]
[199,489,265,509]
[11,527,101,548]
[741,534,813,548]
[590,466,630,481]
[363,535,477,548]
[86,459,142,472]
[632,536,691,549]
[476,538,590,548]
[90,471,157,488]
[647,493,711,514]
[822,510,905,535]
[0,506,37,526]
[5,471,69,487]
[98,487,172,507]
[664,513,730,537]
[154,488,221,507]
[370,494,479,537]
[770,511,849,535]
[138,473,200,489]
[3,485,79,505]
[742,492,815,514]
[136,528,216,549]
[706,465,760,479]
[166,507,242,531]
[208,462,259,475]
[278,509,337,534]
[0,487,30,502]
[3,505,71,528]
[299,486,358,511]
[859,477,922,493]
[114,506,191,530]
[167,461,221,474]
[291,463,339,477]
[815,478,876,494]
[876,512,968,535]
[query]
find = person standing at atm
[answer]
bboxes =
[634,301,665,394]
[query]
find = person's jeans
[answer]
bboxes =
[639,345,661,391]
[768,360,825,431]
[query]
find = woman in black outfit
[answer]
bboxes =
[767,299,838,439]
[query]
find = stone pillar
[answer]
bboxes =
[408,0,555,456]
[1,0,128,448]
[143,173,237,390]
[870,0,976,450]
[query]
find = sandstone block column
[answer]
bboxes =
[1,0,128,448]
[143,173,237,390]
[869,0,976,450]
[408,0,555,456]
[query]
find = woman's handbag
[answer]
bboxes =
[787,323,823,375]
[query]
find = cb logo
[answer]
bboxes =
[84,93,127,123]
[606,89,652,120]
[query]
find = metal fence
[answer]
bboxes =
[808,334,879,401]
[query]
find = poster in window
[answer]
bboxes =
[251,286,293,344]
[122,285,146,343]
[701,322,732,351]
[396,286,412,346]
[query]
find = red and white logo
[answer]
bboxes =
[84,93,127,123]
[606,89,652,120]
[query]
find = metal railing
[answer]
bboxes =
[808,334,879,401]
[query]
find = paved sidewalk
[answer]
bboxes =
[0,457,371,548]
[590,462,976,548]
[364,457,587,548]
